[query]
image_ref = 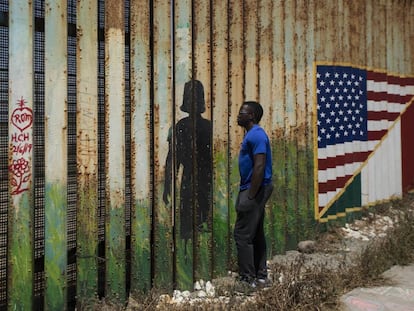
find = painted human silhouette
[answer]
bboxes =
[163,80,212,241]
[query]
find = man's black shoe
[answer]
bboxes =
[256,277,272,289]
[234,277,257,295]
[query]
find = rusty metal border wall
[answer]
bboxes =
[0,0,413,309]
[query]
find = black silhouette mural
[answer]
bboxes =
[163,80,212,242]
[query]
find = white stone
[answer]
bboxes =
[278,273,284,283]
[173,290,181,299]
[205,281,215,297]
[174,296,184,303]
[182,290,191,298]
[194,281,202,291]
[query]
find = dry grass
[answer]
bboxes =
[85,195,414,310]
[239,196,414,311]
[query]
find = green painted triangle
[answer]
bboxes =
[325,173,362,217]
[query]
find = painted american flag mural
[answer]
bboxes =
[315,64,414,221]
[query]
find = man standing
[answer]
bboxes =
[234,101,273,290]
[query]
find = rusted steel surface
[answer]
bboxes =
[1,0,414,307]
[272,1,286,132]
[173,0,193,290]
[227,0,244,271]
[258,0,273,253]
[228,0,244,152]
[76,0,99,301]
[44,0,68,309]
[8,1,34,309]
[269,0,287,254]
[372,0,386,69]
[390,0,406,73]
[211,0,230,278]
[130,0,152,293]
[305,0,316,227]
[153,0,174,289]
[295,0,311,241]
[244,0,259,100]
[283,0,299,249]
[105,1,126,302]
[193,0,213,282]
[258,0,272,114]
[284,0,296,130]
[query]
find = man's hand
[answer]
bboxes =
[237,190,258,212]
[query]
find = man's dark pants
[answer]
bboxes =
[234,183,273,281]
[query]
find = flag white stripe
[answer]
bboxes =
[317,140,373,159]
[367,81,414,96]
[368,120,393,131]
[367,100,406,113]
[318,162,363,183]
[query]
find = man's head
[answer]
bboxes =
[237,101,263,128]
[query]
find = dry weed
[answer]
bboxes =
[85,195,414,310]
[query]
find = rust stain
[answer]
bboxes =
[106,1,124,30]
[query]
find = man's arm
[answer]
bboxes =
[248,153,265,199]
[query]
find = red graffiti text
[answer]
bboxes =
[9,97,33,195]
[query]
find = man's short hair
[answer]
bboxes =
[243,101,263,123]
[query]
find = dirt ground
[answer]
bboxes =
[95,193,414,310]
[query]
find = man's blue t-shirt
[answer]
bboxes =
[238,124,272,191]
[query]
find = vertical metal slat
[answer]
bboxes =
[8,1,34,309]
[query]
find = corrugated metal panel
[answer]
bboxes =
[44,0,67,309]
[244,0,259,100]
[1,0,414,307]
[212,0,230,279]
[130,0,152,293]
[8,1,34,309]
[284,0,299,249]
[193,0,213,283]
[227,0,244,269]
[305,0,316,231]
[173,0,193,290]
[152,0,174,289]
[271,0,288,253]
[295,0,311,241]
[105,1,126,302]
[76,0,99,301]
[258,0,273,252]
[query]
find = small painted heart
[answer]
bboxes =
[11,107,33,132]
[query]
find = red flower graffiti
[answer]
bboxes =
[9,157,31,195]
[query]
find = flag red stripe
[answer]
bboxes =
[318,174,353,193]
[367,71,387,81]
[367,71,414,86]
[367,91,413,104]
[318,151,370,170]
[368,130,387,140]
[368,110,400,121]
[387,76,414,86]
